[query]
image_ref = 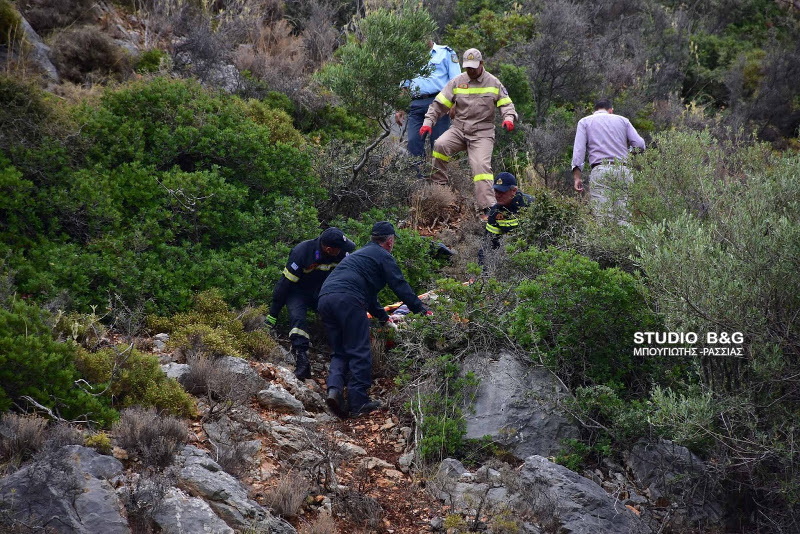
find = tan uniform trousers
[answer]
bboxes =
[588,163,633,225]
[431,128,496,210]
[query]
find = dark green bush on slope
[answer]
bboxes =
[0,298,115,426]
[1,77,323,314]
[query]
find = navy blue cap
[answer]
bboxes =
[493,172,517,192]
[371,221,396,237]
[320,227,355,251]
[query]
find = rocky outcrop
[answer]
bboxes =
[626,439,725,527]
[257,384,305,414]
[519,455,651,534]
[176,445,295,533]
[463,351,579,459]
[153,488,235,534]
[0,445,129,534]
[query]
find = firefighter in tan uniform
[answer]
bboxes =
[419,48,517,213]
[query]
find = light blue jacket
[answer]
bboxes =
[402,44,462,97]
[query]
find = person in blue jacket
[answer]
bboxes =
[395,41,462,158]
[318,221,429,418]
[267,227,355,380]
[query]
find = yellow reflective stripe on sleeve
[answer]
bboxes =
[289,327,310,339]
[496,97,512,107]
[453,87,500,95]
[282,268,300,282]
[435,93,453,108]
[496,219,519,227]
[432,151,450,162]
[486,224,502,234]
[473,173,494,182]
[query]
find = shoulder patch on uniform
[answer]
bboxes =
[458,83,469,89]
[451,53,458,63]
[496,213,506,220]
[501,86,508,96]
[290,262,299,270]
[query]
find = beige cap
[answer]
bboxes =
[462,48,483,69]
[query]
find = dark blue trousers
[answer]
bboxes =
[286,291,317,352]
[318,293,372,411]
[407,97,451,157]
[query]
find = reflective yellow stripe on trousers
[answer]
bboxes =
[473,173,493,182]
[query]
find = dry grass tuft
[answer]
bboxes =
[411,183,458,228]
[262,471,310,518]
[0,413,48,464]
[113,407,187,468]
[50,26,131,84]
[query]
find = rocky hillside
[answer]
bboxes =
[1,1,798,533]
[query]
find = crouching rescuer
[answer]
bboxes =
[267,227,356,380]
[318,222,430,418]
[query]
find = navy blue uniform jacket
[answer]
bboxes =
[319,241,426,322]
[269,237,354,317]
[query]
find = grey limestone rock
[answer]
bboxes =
[153,487,235,534]
[161,362,191,386]
[176,446,295,532]
[0,445,129,534]
[463,351,579,459]
[257,384,305,414]
[518,455,651,534]
[627,439,725,526]
[217,355,268,395]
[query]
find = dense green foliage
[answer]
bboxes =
[510,248,659,390]
[0,297,115,426]
[75,346,196,418]
[149,288,275,359]
[0,77,322,314]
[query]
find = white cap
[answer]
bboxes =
[462,48,483,69]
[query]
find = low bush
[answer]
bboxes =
[509,247,659,391]
[512,188,586,251]
[0,298,115,426]
[50,26,132,84]
[133,48,168,74]
[263,472,310,519]
[152,289,275,359]
[113,407,187,468]
[0,0,21,45]
[17,0,95,35]
[84,431,112,454]
[74,345,196,418]
[0,413,48,464]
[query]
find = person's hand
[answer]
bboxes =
[266,314,277,329]
[385,316,399,330]
[394,110,406,126]
[419,125,432,137]
[572,167,584,192]
[502,120,514,132]
[425,310,434,316]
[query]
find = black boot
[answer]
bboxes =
[350,399,383,417]
[293,348,311,380]
[326,388,348,419]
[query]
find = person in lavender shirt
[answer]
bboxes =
[571,99,645,223]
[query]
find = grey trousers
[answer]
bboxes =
[588,164,633,224]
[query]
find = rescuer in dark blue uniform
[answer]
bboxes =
[267,227,356,380]
[485,172,532,246]
[318,221,428,418]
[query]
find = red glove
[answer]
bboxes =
[502,120,514,132]
[425,310,433,316]
[419,125,432,137]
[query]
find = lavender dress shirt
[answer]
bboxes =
[571,110,645,171]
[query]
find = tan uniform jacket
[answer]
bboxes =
[423,70,517,138]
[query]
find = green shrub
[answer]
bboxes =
[509,247,659,390]
[445,8,535,59]
[3,78,322,314]
[510,187,586,252]
[0,298,115,425]
[153,289,275,359]
[240,99,306,147]
[84,431,112,454]
[75,345,196,418]
[409,355,480,462]
[0,0,21,45]
[134,48,168,74]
